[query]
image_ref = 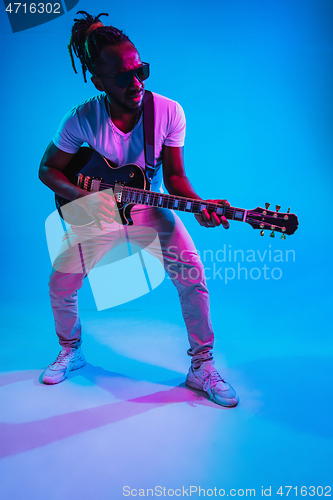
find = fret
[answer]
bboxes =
[121,189,232,222]
[193,203,201,214]
[167,197,174,209]
[233,209,245,221]
[154,193,159,205]
[162,196,169,209]
[179,199,187,211]
[149,193,157,207]
[151,193,157,207]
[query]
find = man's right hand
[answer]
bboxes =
[74,189,116,230]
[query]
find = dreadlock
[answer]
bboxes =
[68,11,131,82]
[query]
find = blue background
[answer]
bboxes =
[0,0,332,495]
[1,0,332,330]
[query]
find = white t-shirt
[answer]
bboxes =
[52,92,186,192]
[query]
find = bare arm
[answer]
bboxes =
[162,145,201,200]
[162,145,230,228]
[39,141,87,201]
[39,142,115,229]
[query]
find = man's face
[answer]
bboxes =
[92,42,145,114]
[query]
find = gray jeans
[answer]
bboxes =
[49,206,214,364]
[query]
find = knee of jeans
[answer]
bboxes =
[157,208,177,232]
[48,270,85,298]
[167,260,206,286]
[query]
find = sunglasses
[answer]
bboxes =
[97,62,150,89]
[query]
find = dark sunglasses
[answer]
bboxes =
[97,63,150,89]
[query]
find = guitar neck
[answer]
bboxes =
[56,150,298,234]
[116,185,247,223]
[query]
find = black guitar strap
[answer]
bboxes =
[143,90,156,187]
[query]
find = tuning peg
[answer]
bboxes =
[265,202,270,209]
[270,231,275,238]
[260,230,264,236]
[276,205,281,212]
[280,234,286,240]
[287,207,290,213]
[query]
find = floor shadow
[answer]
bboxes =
[0,370,41,387]
[4,355,328,459]
[0,364,225,460]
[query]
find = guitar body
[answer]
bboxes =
[55,147,147,226]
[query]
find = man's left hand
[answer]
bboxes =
[195,199,230,229]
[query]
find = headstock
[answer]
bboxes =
[246,204,298,238]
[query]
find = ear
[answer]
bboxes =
[91,76,105,93]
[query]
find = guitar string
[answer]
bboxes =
[83,180,229,212]
[84,180,248,212]
[245,218,286,232]
[81,180,291,225]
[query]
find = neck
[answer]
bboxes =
[106,97,141,133]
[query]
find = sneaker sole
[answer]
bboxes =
[186,378,239,408]
[42,358,86,385]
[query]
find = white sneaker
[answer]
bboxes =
[186,361,239,407]
[41,347,86,385]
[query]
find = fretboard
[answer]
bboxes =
[115,185,247,222]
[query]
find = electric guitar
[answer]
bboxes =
[55,147,299,238]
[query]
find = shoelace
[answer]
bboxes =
[201,370,226,390]
[51,349,75,368]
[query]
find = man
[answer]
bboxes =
[39,11,239,407]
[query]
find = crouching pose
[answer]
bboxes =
[39,11,239,407]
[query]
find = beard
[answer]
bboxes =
[107,89,144,114]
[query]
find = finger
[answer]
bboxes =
[210,212,221,226]
[221,215,230,229]
[201,210,213,227]
[91,208,115,225]
[99,192,116,208]
[201,210,215,227]
[220,199,230,207]
[99,207,116,219]
[95,212,115,223]
[203,209,222,227]
[201,210,213,225]
[195,215,208,227]
[92,216,105,231]
[206,199,230,208]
